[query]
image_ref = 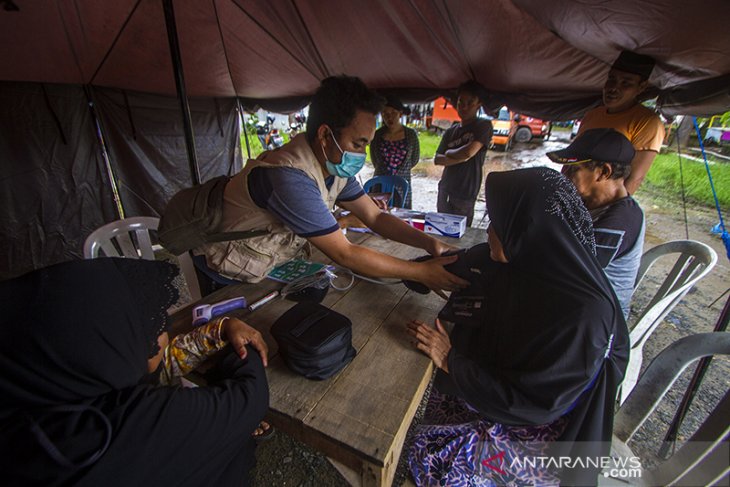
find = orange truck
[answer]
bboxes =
[492,106,551,150]
[430,97,460,131]
[432,99,550,151]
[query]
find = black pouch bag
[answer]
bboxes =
[271,302,356,380]
[158,175,267,255]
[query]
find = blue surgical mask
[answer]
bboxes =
[321,128,366,178]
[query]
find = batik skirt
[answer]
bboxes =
[408,390,567,487]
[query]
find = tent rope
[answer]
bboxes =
[692,116,730,261]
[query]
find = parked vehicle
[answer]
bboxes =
[256,115,284,150]
[704,114,730,146]
[513,115,551,142]
[287,112,306,137]
[491,106,517,151]
[492,107,550,150]
[571,120,581,139]
[430,97,460,132]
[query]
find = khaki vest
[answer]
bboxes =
[198,134,348,282]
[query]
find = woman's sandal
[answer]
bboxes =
[253,421,275,442]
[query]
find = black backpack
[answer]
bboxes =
[271,303,356,380]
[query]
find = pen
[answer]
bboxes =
[247,290,280,312]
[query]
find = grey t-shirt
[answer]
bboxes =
[437,118,493,199]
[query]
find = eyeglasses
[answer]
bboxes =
[559,158,592,166]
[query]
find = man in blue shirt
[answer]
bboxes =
[199,76,468,295]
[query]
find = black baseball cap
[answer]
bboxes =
[611,50,655,80]
[547,128,635,165]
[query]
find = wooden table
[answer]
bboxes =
[170,227,486,486]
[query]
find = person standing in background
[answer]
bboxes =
[435,81,493,226]
[370,95,420,208]
[578,50,665,194]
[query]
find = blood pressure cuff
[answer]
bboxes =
[271,303,356,380]
[438,243,491,327]
[402,249,466,294]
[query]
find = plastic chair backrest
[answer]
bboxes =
[363,175,410,208]
[619,240,717,404]
[83,216,201,302]
[611,333,730,486]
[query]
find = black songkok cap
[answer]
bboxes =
[611,50,656,80]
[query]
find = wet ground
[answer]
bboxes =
[251,130,730,485]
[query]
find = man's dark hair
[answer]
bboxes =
[306,75,385,142]
[456,80,487,103]
[584,160,632,180]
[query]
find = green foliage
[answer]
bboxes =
[720,112,730,127]
[418,130,442,160]
[240,132,266,159]
[643,152,730,208]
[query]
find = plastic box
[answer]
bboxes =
[424,212,466,238]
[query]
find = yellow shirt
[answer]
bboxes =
[579,104,665,152]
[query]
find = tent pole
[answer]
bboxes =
[162,0,201,186]
[84,86,125,220]
[237,98,252,160]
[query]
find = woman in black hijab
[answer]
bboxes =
[0,258,269,486]
[407,167,628,486]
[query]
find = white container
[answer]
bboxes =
[424,212,467,238]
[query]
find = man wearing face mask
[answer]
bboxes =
[197,76,468,295]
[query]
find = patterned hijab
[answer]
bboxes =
[487,167,595,270]
[0,258,179,409]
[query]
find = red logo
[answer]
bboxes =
[481,450,506,474]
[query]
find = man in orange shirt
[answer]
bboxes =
[578,51,665,194]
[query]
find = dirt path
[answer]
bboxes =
[253,131,729,485]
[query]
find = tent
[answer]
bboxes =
[1,0,729,278]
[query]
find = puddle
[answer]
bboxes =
[360,130,574,227]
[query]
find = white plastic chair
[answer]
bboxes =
[620,240,718,404]
[602,332,730,486]
[83,216,201,302]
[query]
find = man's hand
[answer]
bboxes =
[223,317,269,366]
[434,140,485,166]
[414,254,469,298]
[428,238,461,256]
[406,319,451,372]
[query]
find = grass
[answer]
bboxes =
[240,130,291,160]
[239,126,729,211]
[643,152,730,209]
[418,131,442,160]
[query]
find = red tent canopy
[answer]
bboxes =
[1,0,729,117]
[1,0,729,279]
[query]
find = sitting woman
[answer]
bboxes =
[407,167,628,486]
[370,94,420,208]
[0,258,269,486]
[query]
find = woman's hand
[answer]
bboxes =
[223,317,269,367]
[406,319,451,372]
